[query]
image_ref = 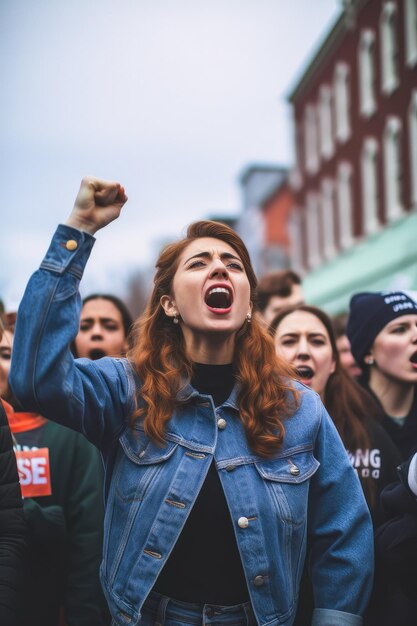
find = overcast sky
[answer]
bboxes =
[0,0,340,309]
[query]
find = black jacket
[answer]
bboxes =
[0,401,27,626]
[365,456,417,626]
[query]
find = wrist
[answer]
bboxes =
[65,215,98,235]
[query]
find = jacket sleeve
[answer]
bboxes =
[0,403,27,626]
[9,225,136,450]
[308,400,374,626]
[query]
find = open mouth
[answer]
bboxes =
[88,348,107,360]
[204,285,233,313]
[410,351,417,365]
[295,366,314,381]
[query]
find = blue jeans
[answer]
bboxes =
[138,591,257,625]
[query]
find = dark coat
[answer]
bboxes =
[365,456,417,626]
[0,401,27,626]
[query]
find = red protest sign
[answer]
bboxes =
[15,448,52,497]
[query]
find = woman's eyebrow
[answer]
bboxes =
[183,251,242,265]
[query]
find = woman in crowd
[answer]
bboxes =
[0,324,107,626]
[73,293,133,360]
[270,304,401,521]
[10,176,373,626]
[0,320,27,626]
[347,291,417,461]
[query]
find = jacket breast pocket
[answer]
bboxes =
[255,449,320,526]
[115,427,178,503]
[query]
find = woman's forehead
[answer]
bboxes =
[382,313,417,330]
[180,237,241,262]
[278,310,328,332]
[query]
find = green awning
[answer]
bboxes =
[303,212,417,314]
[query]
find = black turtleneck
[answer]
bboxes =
[153,363,249,604]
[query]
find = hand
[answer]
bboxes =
[65,176,128,235]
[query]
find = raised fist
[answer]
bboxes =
[66,176,128,235]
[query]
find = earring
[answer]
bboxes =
[366,356,374,365]
[173,312,179,325]
[246,313,252,323]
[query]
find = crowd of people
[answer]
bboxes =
[0,176,416,626]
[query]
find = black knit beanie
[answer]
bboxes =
[346,291,417,365]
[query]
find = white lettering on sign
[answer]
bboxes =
[15,448,52,497]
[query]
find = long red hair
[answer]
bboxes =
[128,221,297,457]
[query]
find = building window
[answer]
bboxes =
[410,91,417,208]
[306,192,321,268]
[293,119,304,184]
[320,179,336,260]
[303,104,319,174]
[334,63,350,142]
[288,208,305,273]
[358,30,377,117]
[380,2,399,94]
[383,117,403,221]
[318,86,334,159]
[337,162,353,249]
[361,138,380,235]
[405,0,417,66]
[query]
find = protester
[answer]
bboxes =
[10,176,374,626]
[256,269,304,326]
[271,304,401,521]
[0,326,107,626]
[73,293,133,359]
[332,313,362,378]
[347,291,417,460]
[0,320,27,626]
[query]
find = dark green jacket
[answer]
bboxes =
[13,418,108,626]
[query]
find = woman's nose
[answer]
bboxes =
[91,322,104,337]
[296,338,311,358]
[209,259,229,279]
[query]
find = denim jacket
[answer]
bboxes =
[10,225,374,626]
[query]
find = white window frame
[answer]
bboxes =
[320,179,336,260]
[405,0,417,67]
[358,30,377,117]
[410,90,417,209]
[303,104,319,174]
[337,162,354,249]
[383,116,403,221]
[380,2,399,95]
[361,138,380,236]
[306,192,321,268]
[334,63,351,142]
[318,85,334,159]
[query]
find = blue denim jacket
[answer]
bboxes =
[10,225,374,626]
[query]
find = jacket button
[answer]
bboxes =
[65,239,78,251]
[290,465,300,476]
[238,516,249,528]
[225,465,236,472]
[253,575,264,587]
[217,418,227,430]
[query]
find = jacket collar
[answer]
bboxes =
[176,380,240,411]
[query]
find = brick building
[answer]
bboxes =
[288,0,417,313]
